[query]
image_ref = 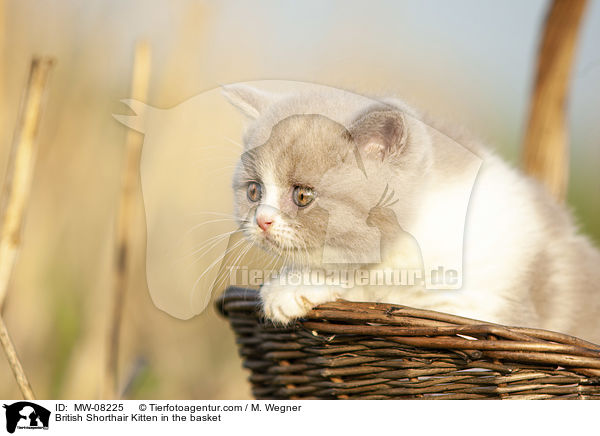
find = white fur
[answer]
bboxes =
[225,83,600,343]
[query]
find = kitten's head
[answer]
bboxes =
[224,84,431,266]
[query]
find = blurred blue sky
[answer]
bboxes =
[208,0,600,237]
[209,1,599,155]
[6,0,598,237]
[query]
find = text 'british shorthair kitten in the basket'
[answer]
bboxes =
[223,83,600,343]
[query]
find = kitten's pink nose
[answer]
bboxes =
[256,206,276,232]
[257,216,273,232]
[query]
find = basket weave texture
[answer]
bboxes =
[217,287,600,399]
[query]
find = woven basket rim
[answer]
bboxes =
[217,286,600,378]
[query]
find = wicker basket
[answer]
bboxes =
[217,286,600,399]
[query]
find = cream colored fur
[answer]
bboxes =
[224,83,600,343]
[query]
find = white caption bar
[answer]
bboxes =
[0,400,596,435]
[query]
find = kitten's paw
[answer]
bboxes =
[260,284,340,325]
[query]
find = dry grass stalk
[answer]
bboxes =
[0,317,35,399]
[0,58,54,309]
[0,0,5,121]
[522,0,588,201]
[104,40,151,399]
[0,57,54,399]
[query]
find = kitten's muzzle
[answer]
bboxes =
[256,205,277,232]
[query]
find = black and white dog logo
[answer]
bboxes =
[3,402,50,434]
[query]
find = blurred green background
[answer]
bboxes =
[0,0,598,399]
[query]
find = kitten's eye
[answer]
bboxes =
[293,186,315,207]
[247,182,262,202]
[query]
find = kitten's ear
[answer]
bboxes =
[348,110,407,160]
[221,84,274,119]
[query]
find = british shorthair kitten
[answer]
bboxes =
[223,83,600,343]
